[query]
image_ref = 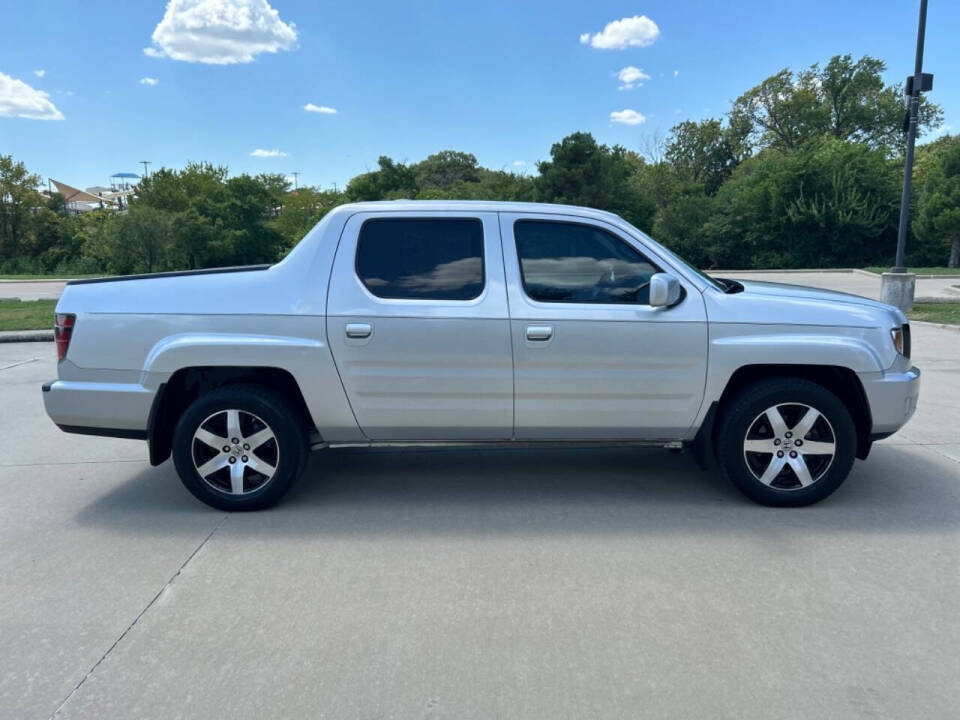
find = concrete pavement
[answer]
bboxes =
[2,325,959,719]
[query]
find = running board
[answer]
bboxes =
[310,439,686,451]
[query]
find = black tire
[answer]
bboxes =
[715,377,857,507]
[172,384,308,511]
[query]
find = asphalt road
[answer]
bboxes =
[2,325,959,719]
[0,280,66,301]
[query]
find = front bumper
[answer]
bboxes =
[859,365,921,436]
[42,380,154,439]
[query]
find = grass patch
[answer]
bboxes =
[0,299,57,331]
[0,274,106,281]
[864,266,960,276]
[909,302,960,326]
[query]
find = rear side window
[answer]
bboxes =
[356,218,485,301]
[514,220,658,304]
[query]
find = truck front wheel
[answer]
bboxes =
[716,378,857,507]
[172,384,308,511]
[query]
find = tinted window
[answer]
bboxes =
[356,218,484,300]
[514,221,658,304]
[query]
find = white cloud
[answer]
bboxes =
[673,69,679,77]
[580,15,659,50]
[304,103,337,114]
[145,0,298,65]
[140,77,159,86]
[610,109,646,126]
[250,148,287,157]
[616,65,650,90]
[512,160,526,167]
[34,69,45,78]
[0,72,64,120]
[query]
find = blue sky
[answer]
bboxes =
[2,0,957,190]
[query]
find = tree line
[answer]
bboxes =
[1,54,958,275]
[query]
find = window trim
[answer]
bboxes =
[354,216,487,302]
[512,218,664,306]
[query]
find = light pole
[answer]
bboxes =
[882,0,932,312]
[139,160,151,180]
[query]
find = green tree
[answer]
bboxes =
[917,136,960,267]
[97,206,174,274]
[413,151,480,190]
[0,155,42,260]
[270,187,346,252]
[730,54,942,155]
[665,119,740,194]
[703,137,900,268]
[535,132,650,227]
[346,156,417,200]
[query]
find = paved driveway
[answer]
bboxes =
[2,326,959,719]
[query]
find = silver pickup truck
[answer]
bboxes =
[43,201,920,510]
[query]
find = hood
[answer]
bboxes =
[736,280,905,315]
[706,279,908,328]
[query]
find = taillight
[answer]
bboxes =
[54,313,75,361]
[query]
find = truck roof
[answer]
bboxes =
[329,200,625,223]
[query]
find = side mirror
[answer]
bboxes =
[649,273,681,307]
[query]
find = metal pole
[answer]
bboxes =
[892,0,928,273]
[140,160,151,179]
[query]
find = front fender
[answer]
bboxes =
[694,324,891,432]
[711,331,886,373]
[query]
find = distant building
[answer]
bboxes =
[49,172,140,214]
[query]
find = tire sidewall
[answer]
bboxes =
[172,386,307,511]
[717,379,857,507]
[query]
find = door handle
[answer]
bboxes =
[345,323,372,339]
[526,325,553,341]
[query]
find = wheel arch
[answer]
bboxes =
[148,366,315,466]
[692,364,873,470]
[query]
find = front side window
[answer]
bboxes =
[356,218,484,300]
[514,220,658,304]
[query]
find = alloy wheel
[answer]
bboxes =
[742,403,836,490]
[191,409,279,495]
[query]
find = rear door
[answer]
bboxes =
[327,211,513,441]
[499,212,708,440]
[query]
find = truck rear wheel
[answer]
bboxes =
[716,378,857,507]
[172,384,308,511]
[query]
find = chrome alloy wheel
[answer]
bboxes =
[743,403,836,490]
[191,409,279,495]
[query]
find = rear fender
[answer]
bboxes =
[142,333,363,443]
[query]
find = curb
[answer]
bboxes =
[0,330,54,343]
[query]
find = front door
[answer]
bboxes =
[327,212,513,441]
[499,213,708,440]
